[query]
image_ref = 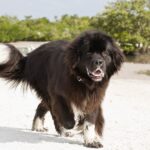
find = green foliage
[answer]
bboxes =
[91,0,150,54]
[0,0,149,54]
[47,15,92,40]
[0,15,91,42]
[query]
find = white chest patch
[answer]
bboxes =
[71,103,85,126]
[0,44,10,64]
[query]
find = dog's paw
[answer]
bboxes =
[32,117,48,132]
[60,127,74,137]
[61,131,74,137]
[84,141,103,148]
[32,127,48,132]
[60,126,82,137]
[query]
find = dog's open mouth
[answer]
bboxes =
[86,67,104,82]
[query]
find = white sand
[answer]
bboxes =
[0,63,150,150]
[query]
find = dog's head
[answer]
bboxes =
[66,30,124,82]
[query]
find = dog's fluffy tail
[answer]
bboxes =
[0,43,26,85]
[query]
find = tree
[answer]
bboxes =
[0,15,92,42]
[91,0,150,54]
[50,15,91,40]
[0,16,26,42]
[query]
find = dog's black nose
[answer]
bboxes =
[93,59,103,66]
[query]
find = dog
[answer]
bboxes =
[0,30,124,148]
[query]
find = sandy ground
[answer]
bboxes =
[0,62,150,150]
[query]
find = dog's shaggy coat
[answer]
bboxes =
[0,30,123,148]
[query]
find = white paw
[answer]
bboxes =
[60,126,82,137]
[84,141,103,148]
[83,121,103,148]
[32,117,48,132]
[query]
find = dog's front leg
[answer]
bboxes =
[83,109,103,148]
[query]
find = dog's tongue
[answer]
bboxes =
[87,67,104,79]
[92,69,102,76]
[94,69,101,75]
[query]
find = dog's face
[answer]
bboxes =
[67,30,124,82]
[78,50,107,82]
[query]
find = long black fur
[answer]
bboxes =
[0,30,124,148]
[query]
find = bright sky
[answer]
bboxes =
[0,0,115,20]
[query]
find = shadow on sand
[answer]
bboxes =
[0,126,82,146]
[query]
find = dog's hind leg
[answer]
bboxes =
[32,101,49,132]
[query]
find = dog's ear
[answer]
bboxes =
[107,43,124,77]
[65,41,80,71]
[65,36,89,72]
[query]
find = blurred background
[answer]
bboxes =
[0,0,149,64]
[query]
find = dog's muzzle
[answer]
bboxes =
[86,67,104,82]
